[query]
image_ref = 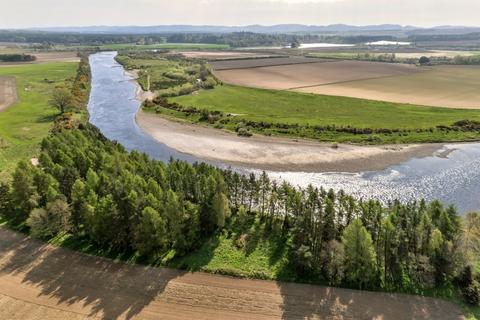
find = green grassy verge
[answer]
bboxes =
[168,84,480,144]
[0,62,78,180]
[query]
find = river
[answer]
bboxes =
[88,52,480,214]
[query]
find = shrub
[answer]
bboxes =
[463,281,480,305]
[237,127,253,137]
[27,199,71,239]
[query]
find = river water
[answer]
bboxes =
[88,52,480,214]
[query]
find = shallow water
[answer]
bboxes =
[88,52,480,214]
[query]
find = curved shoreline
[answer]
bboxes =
[125,57,443,173]
[136,111,442,173]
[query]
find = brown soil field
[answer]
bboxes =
[0,52,80,66]
[210,56,330,70]
[178,51,277,60]
[0,227,465,320]
[213,60,421,90]
[294,65,480,109]
[0,77,17,111]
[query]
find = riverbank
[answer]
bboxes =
[136,111,442,172]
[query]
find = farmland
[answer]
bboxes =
[0,62,78,179]
[116,52,480,144]
[210,56,329,70]
[211,57,480,109]
[295,65,480,109]
[212,59,422,90]
[169,84,480,143]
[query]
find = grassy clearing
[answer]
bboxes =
[168,216,294,280]
[0,62,77,180]
[169,84,480,144]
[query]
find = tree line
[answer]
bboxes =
[166,33,396,48]
[0,54,36,62]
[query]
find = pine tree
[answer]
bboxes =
[342,219,377,289]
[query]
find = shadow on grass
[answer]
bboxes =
[0,227,183,319]
[36,113,57,123]
[168,236,220,272]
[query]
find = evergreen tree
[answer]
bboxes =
[342,219,377,289]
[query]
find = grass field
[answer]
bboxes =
[0,62,78,180]
[172,84,480,128]
[169,84,480,143]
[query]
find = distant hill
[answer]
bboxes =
[24,24,480,35]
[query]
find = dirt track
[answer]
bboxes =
[0,76,17,111]
[0,227,465,320]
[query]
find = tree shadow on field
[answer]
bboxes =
[277,279,465,320]
[0,227,183,319]
[37,114,57,123]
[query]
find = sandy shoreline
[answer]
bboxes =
[136,111,441,173]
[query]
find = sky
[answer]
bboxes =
[1,0,479,28]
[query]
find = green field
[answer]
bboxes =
[169,84,480,143]
[0,62,77,180]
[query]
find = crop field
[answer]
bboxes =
[0,62,77,179]
[210,56,329,70]
[295,65,480,109]
[0,52,80,66]
[212,59,422,90]
[212,58,480,109]
[178,51,279,60]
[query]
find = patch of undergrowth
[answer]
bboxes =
[168,214,295,280]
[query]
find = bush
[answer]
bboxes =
[458,266,480,305]
[26,199,71,239]
[237,127,253,137]
[463,281,480,305]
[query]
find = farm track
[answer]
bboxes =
[0,227,465,320]
[0,76,17,112]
